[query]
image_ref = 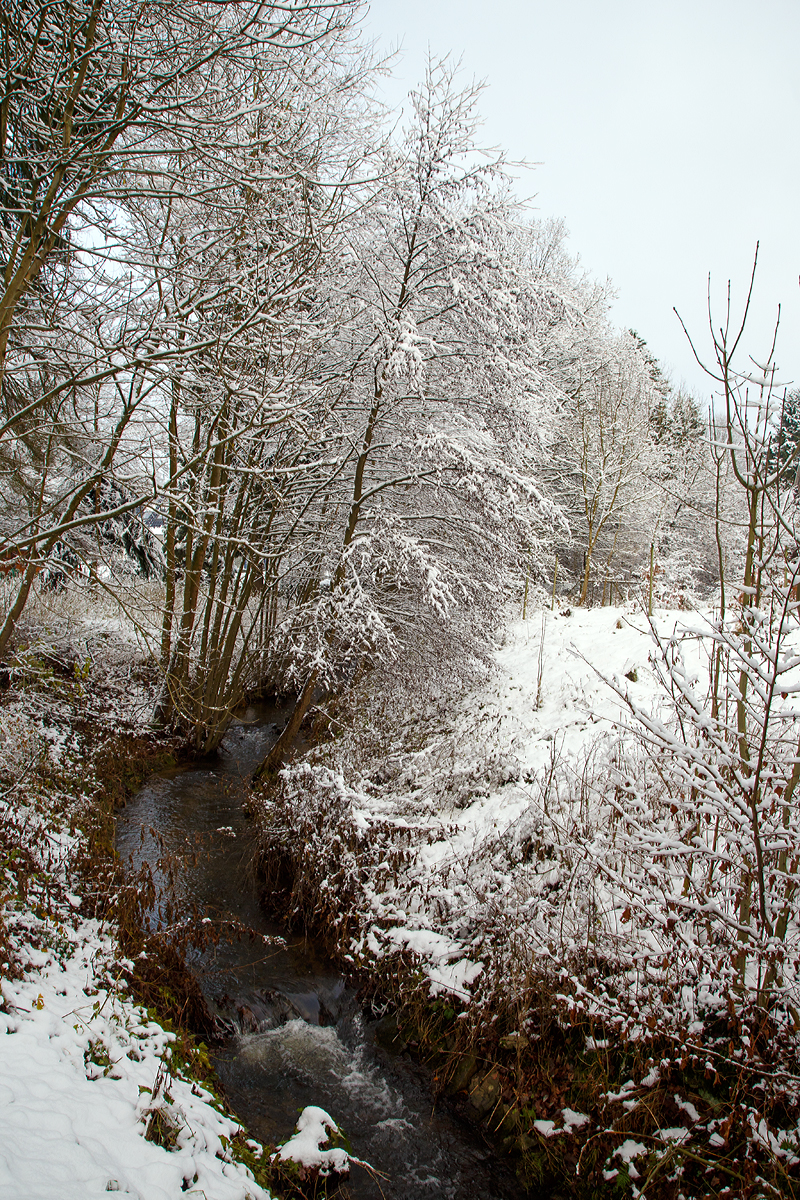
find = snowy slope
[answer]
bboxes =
[0,710,273,1200]
[0,924,271,1200]
[269,605,711,1002]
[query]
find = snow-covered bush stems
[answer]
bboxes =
[608,604,800,1008]
[602,258,800,1014]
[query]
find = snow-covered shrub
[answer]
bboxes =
[0,708,48,785]
[650,548,707,609]
[252,597,800,1195]
[605,603,800,1013]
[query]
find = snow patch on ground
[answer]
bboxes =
[301,606,691,1000]
[0,921,270,1200]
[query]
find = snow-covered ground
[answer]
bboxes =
[269,605,701,1002]
[371,605,679,989]
[0,714,275,1200]
[368,605,674,991]
[0,919,272,1200]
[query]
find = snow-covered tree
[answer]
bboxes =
[258,60,566,770]
[0,0,362,667]
[544,326,660,605]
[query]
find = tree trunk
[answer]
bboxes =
[0,560,40,659]
[253,671,318,780]
[160,388,180,666]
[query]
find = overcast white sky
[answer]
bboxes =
[362,0,799,402]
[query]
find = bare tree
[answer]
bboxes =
[546,330,659,605]
[257,59,565,773]
[0,0,361,662]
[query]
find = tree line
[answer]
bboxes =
[0,0,768,752]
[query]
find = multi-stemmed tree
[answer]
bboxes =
[0,0,362,674]
[147,23,375,750]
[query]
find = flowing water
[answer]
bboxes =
[116,705,524,1200]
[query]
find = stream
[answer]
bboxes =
[115,705,525,1200]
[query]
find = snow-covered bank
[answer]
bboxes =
[256,601,800,1195]
[258,606,684,999]
[0,918,270,1200]
[0,614,275,1200]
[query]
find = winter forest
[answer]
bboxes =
[2,2,800,1198]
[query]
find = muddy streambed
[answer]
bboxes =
[116,705,523,1200]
